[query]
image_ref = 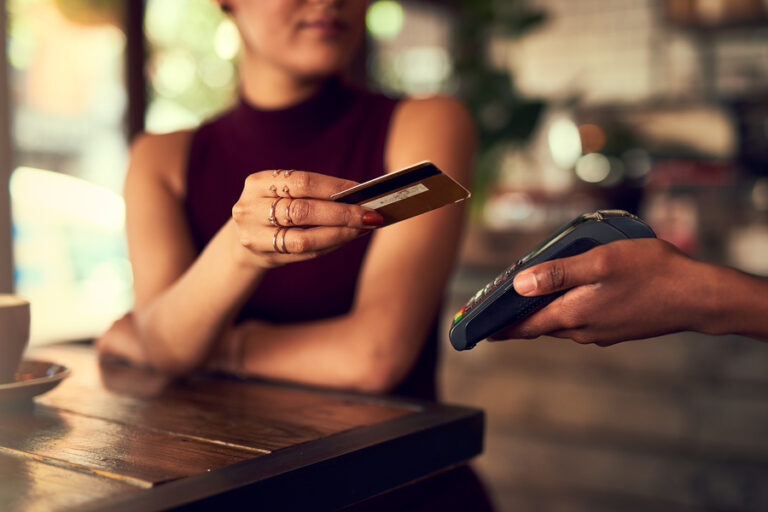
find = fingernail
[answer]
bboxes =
[514,273,537,295]
[358,229,372,236]
[362,211,384,226]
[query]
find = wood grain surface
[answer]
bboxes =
[0,452,138,511]
[0,405,260,487]
[30,345,414,451]
[0,343,443,511]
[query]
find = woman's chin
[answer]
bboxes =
[287,45,357,77]
[291,61,350,81]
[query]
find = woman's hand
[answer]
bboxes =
[231,170,384,268]
[491,238,715,345]
[95,312,149,366]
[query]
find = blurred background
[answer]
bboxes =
[1,0,767,510]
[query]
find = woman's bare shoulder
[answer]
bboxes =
[128,130,195,198]
[389,96,475,148]
[386,95,477,179]
[395,95,473,121]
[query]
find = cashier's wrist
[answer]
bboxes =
[673,261,723,335]
[699,264,768,339]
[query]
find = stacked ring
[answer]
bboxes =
[272,227,281,253]
[268,197,281,226]
[272,227,291,254]
[279,228,288,253]
[284,199,294,225]
[272,227,283,253]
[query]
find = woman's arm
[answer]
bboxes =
[97,131,263,372]
[98,132,380,375]
[226,97,477,392]
[492,238,768,344]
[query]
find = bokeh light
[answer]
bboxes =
[199,56,235,89]
[144,0,236,133]
[578,123,606,153]
[575,152,611,183]
[393,45,451,95]
[366,1,404,40]
[152,49,196,98]
[548,117,582,169]
[214,18,240,60]
[10,167,125,230]
[622,148,652,179]
[144,0,186,47]
[145,98,199,133]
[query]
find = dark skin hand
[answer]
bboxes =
[491,238,768,345]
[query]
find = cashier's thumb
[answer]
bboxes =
[514,261,569,296]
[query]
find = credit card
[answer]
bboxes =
[331,161,470,226]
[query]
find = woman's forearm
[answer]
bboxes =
[233,307,429,393]
[136,219,265,374]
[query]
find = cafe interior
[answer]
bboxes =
[1,0,767,510]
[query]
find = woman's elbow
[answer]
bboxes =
[353,367,397,394]
[137,320,204,377]
[349,345,415,394]
[146,349,199,377]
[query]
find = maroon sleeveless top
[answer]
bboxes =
[184,78,438,399]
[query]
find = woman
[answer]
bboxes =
[96,0,476,400]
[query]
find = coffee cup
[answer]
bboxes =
[0,295,30,384]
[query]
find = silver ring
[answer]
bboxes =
[284,199,294,225]
[268,185,278,197]
[283,169,294,177]
[272,227,283,253]
[268,197,279,226]
[279,227,289,254]
[272,170,280,177]
[282,185,292,198]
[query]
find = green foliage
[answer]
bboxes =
[450,0,547,212]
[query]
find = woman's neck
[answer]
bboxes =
[238,52,329,110]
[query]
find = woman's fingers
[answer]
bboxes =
[234,170,383,229]
[245,170,359,199]
[284,198,383,227]
[240,226,364,255]
[233,169,380,268]
[248,197,383,228]
[233,197,382,229]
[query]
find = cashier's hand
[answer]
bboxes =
[491,238,707,345]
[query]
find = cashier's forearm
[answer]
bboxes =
[700,263,768,341]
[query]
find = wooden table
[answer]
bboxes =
[0,343,484,511]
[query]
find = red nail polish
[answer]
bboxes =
[362,211,384,226]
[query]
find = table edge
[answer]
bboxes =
[83,401,485,511]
